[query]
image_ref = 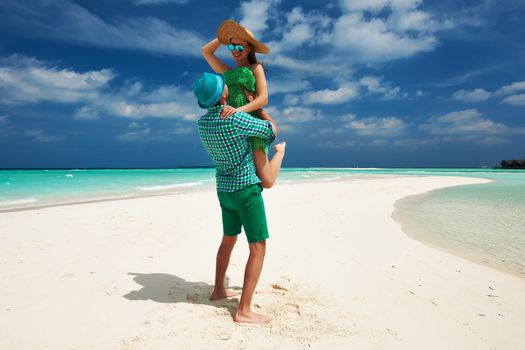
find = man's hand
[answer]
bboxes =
[220,105,238,119]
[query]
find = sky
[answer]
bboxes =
[0,0,524,168]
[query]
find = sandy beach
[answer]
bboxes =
[1,176,525,349]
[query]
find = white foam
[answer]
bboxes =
[65,174,74,178]
[137,182,203,191]
[316,176,342,181]
[0,198,38,206]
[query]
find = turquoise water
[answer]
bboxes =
[1,167,517,210]
[393,171,525,277]
[1,167,524,277]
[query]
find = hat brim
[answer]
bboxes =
[217,20,270,54]
[197,74,224,109]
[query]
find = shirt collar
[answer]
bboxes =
[207,105,224,114]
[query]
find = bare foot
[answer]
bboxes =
[234,310,272,324]
[209,289,240,301]
[274,142,286,153]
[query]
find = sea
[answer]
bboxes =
[1,168,524,277]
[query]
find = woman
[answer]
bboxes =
[201,20,285,189]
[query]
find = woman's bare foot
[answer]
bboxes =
[209,289,240,301]
[234,310,272,324]
[274,142,286,153]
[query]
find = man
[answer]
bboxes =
[193,72,277,324]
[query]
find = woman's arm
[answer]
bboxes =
[237,64,268,113]
[201,38,229,74]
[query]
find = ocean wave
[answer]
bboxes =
[316,176,343,181]
[65,174,74,178]
[137,182,203,191]
[0,198,38,206]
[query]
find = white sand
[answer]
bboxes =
[1,176,525,349]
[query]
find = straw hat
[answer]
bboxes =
[217,20,270,54]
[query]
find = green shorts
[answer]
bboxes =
[216,183,269,243]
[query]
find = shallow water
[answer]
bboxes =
[393,172,525,277]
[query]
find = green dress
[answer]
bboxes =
[223,67,269,154]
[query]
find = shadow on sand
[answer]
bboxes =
[123,273,242,317]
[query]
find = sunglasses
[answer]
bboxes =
[227,44,245,53]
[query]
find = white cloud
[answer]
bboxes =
[266,106,322,123]
[317,140,356,148]
[331,13,437,62]
[282,94,301,106]
[393,137,439,147]
[501,94,525,106]
[267,77,312,95]
[452,88,491,102]
[3,1,205,57]
[340,0,421,13]
[116,128,151,142]
[479,137,509,145]
[343,115,407,137]
[330,0,452,64]
[270,55,347,77]
[239,0,280,38]
[0,54,201,120]
[496,81,525,95]
[267,7,332,54]
[303,84,359,105]
[359,76,401,99]
[74,106,100,120]
[25,129,64,143]
[132,0,188,4]
[420,109,508,136]
[0,55,113,104]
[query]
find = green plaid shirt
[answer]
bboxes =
[198,105,276,192]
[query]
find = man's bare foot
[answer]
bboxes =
[234,310,272,324]
[274,142,286,153]
[209,289,240,301]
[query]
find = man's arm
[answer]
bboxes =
[231,111,276,144]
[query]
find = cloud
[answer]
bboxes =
[74,106,101,120]
[452,88,491,102]
[420,109,508,136]
[0,54,201,120]
[266,106,322,123]
[343,115,408,137]
[266,6,332,54]
[132,0,188,4]
[328,0,454,64]
[116,128,151,142]
[270,55,347,78]
[393,137,440,147]
[316,140,356,148]
[267,77,312,95]
[0,55,113,104]
[332,13,437,62]
[1,0,205,57]
[359,76,401,99]
[479,137,509,145]
[239,0,280,38]
[25,129,64,143]
[501,94,525,106]
[496,81,525,95]
[303,85,359,105]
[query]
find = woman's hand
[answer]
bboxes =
[220,105,238,119]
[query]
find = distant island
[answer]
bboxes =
[500,160,525,169]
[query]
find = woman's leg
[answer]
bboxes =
[253,142,286,189]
